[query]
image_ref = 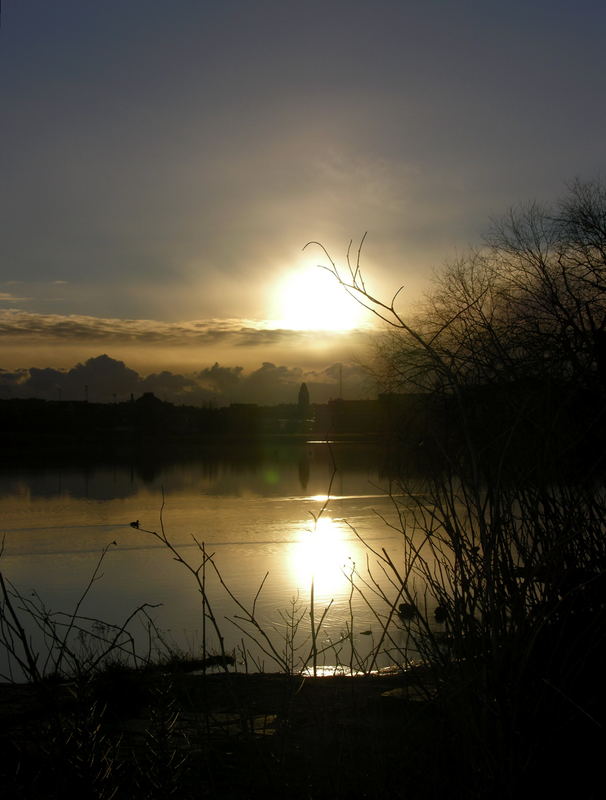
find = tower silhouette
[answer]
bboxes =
[297,382,310,415]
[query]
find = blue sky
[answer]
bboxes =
[1,0,605,397]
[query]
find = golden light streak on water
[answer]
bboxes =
[290,516,354,602]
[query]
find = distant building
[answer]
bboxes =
[297,382,310,415]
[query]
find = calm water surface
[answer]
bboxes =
[1,441,428,673]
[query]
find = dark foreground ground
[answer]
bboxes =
[0,668,448,799]
[0,667,603,799]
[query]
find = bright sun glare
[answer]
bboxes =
[291,516,353,600]
[273,264,364,331]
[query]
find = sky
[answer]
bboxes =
[1,0,606,404]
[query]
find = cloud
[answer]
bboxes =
[198,363,244,394]
[1,356,140,403]
[139,370,217,405]
[0,292,29,303]
[0,355,215,404]
[0,309,243,343]
[0,354,373,405]
[196,361,304,404]
[239,362,304,405]
[0,308,371,349]
[0,368,28,394]
[303,362,376,401]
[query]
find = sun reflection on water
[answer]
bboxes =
[290,516,353,601]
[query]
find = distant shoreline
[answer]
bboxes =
[0,429,384,467]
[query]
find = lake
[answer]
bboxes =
[0,439,435,677]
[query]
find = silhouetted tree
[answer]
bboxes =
[372,179,606,396]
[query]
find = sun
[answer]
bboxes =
[272,263,365,331]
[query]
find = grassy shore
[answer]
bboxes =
[0,664,440,800]
[1,651,603,799]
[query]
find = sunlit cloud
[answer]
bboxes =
[0,292,29,303]
[0,308,378,397]
[0,309,374,347]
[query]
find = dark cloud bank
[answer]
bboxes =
[0,355,373,406]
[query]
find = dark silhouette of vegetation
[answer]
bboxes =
[305,179,606,796]
[370,179,606,476]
